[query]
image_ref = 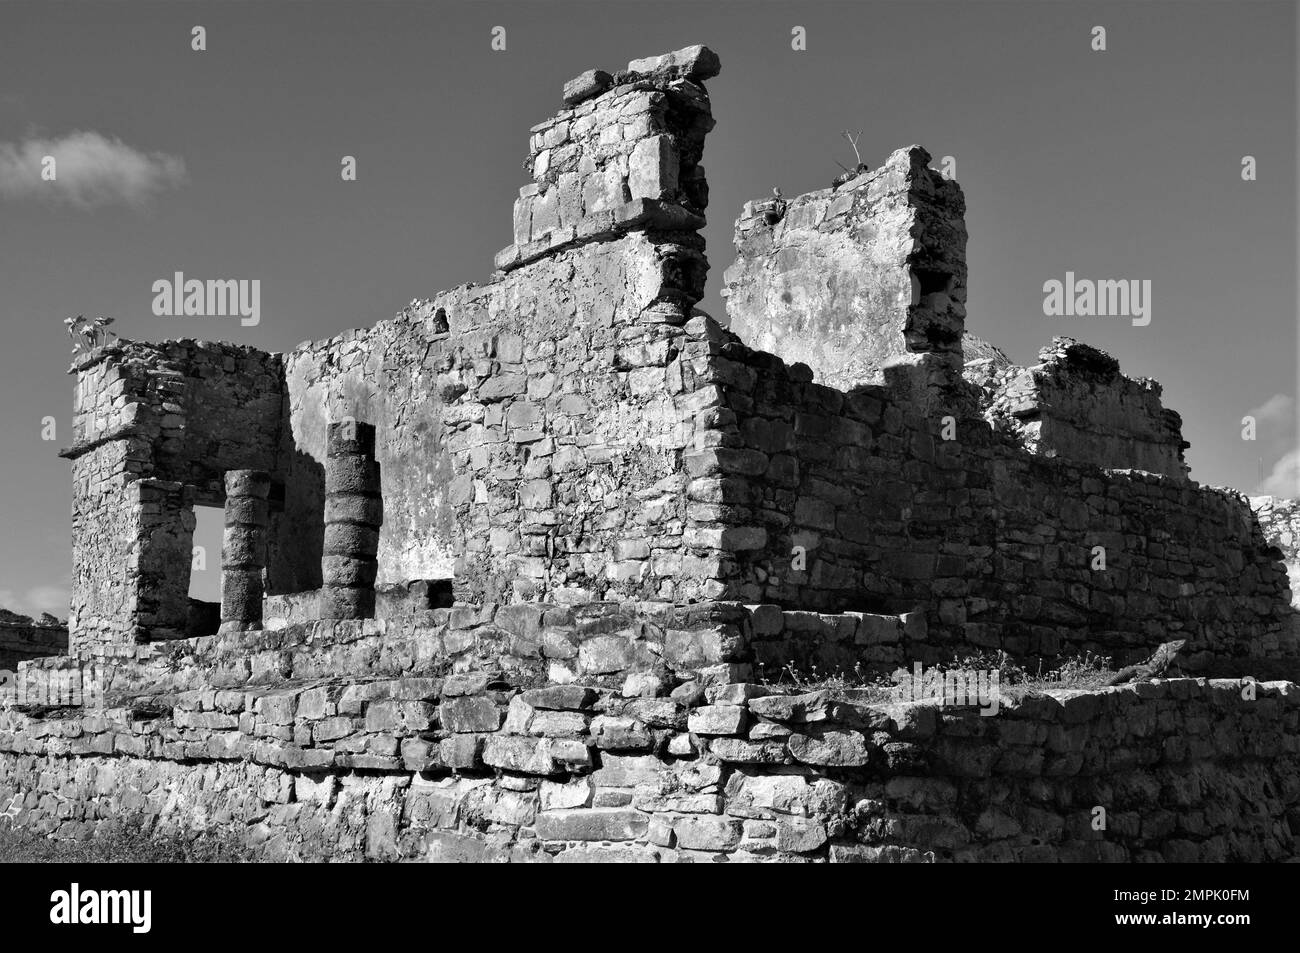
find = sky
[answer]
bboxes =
[0,0,1295,615]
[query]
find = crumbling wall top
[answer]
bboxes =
[0,607,68,670]
[61,338,283,500]
[495,45,719,273]
[975,336,1189,479]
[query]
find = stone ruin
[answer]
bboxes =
[2,46,1299,862]
[0,610,66,673]
[1251,495,1300,608]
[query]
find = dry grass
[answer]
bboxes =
[0,818,254,863]
[761,650,1116,704]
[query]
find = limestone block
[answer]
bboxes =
[535,807,648,842]
[626,44,721,82]
[563,69,613,106]
[627,135,678,201]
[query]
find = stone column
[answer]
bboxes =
[220,469,271,633]
[320,421,382,619]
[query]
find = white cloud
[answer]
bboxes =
[0,130,186,208]
[1246,393,1295,431]
[24,585,69,616]
[1243,394,1298,499]
[1256,448,1300,499]
[0,584,69,619]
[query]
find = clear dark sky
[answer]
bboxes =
[0,1,1295,613]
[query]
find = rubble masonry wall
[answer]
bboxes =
[1,615,1296,861]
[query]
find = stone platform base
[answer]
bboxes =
[2,604,1297,862]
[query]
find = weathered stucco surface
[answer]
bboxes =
[721,146,968,389]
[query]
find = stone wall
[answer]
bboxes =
[0,612,67,671]
[693,321,1295,674]
[721,146,968,389]
[1,614,1295,861]
[277,239,715,605]
[66,340,283,501]
[970,338,1189,479]
[66,441,142,650]
[1251,495,1300,607]
[495,44,717,275]
[61,342,284,650]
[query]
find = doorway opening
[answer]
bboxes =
[185,503,224,637]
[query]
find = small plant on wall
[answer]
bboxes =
[64,315,116,356]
